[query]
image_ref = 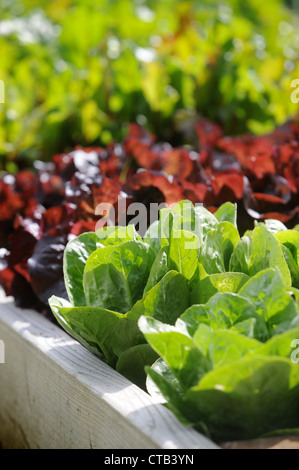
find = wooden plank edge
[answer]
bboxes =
[0,292,219,449]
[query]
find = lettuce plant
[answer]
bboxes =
[49,201,239,386]
[2,120,299,313]
[139,312,299,442]
[49,200,299,431]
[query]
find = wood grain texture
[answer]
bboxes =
[0,292,219,449]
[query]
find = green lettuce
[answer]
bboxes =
[49,199,299,412]
[139,315,299,442]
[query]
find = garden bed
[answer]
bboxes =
[0,288,218,449]
[1,288,299,450]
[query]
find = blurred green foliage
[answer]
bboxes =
[0,0,298,169]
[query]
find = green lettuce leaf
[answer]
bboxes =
[192,271,249,304]
[63,231,100,307]
[140,314,299,442]
[83,240,155,312]
[214,202,237,227]
[186,356,299,441]
[139,316,211,390]
[181,292,268,341]
[239,268,298,334]
[49,295,122,364]
[199,222,240,274]
[230,225,291,286]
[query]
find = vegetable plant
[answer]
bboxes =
[49,198,299,430]
[1,119,299,314]
[1,0,298,167]
[140,315,299,442]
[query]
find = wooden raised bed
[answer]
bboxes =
[0,290,218,449]
[1,289,298,450]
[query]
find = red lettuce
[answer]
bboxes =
[0,118,298,314]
